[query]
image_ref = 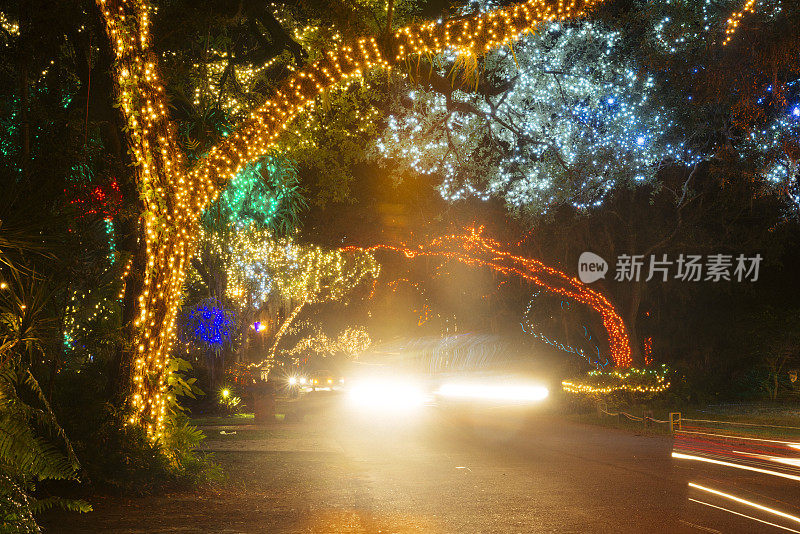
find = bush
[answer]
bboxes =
[0,364,91,533]
[52,364,222,496]
[561,365,673,409]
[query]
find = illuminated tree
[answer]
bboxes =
[95,0,616,435]
[374,19,693,214]
[285,325,372,365]
[179,298,236,386]
[635,0,800,210]
[200,155,305,236]
[346,227,633,367]
[226,229,380,370]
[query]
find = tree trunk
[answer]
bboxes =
[97,0,193,436]
[266,301,306,369]
[621,281,644,367]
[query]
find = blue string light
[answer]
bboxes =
[183,300,235,350]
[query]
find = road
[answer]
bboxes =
[49,396,800,533]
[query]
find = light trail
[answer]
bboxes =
[689,483,800,525]
[733,452,800,469]
[676,430,800,448]
[688,498,800,533]
[674,453,800,482]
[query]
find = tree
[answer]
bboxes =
[93,0,601,435]
[225,227,380,372]
[374,19,691,215]
[741,307,800,401]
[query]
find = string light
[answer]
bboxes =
[285,326,371,364]
[200,157,300,233]
[562,365,670,395]
[97,0,611,436]
[205,224,380,311]
[377,20,697,211]
[63,168,126,347]
[181,300,235,350]
[383,278,435,326]
[98,0,195,436]
[723,0,759,45]
[220,228,380,371]
[344,227,632,367]
[520,293,607,368]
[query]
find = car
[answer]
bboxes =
[308,369,344,391]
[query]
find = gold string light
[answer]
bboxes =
[213,225,380,309]
[97,0,609,437]
[561,366,670,395]
[98,0,194,437]
[285,326,371,363]
[723,0,758,45]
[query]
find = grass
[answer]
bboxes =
[191,413,255,426]
[568,410,674,436]
[682,403,800,424]
[568,401,800,439]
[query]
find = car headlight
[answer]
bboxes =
[436,382,549,402]
[347,379,428,412]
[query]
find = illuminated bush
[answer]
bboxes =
[562,365,672,405]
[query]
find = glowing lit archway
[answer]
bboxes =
[344,228,631,368]
[97,0,611,436]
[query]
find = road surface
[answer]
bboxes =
[48,396,800,533]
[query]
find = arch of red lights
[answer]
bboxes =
[345,228,632,368]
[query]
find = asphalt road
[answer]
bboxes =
[49,397,800,533]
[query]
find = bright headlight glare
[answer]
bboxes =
[288,376,298,386]
[436,383,549,402]
[347,379,427,411]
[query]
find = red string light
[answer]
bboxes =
[643,336,653,366]
[66,178,124,219]
[344,227,633,367]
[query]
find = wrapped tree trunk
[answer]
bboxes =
[97,0,194,437]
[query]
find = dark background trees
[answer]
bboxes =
[1,0,800,527]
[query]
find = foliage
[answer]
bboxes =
[0,266,91,532]
[562,366,672,407]
[285,325,372,364]
[180,299,236,353]
[216,387,242,416]
[740,307,800,401]
[165,357,205,418]
[616,0,800,213]
[161,415,223,486]
[375,20,691,214]
[280,75,389,204]
[52,364,221,496]
[0,364,92,533]
[186,223,380,375]
[201,154,306,236]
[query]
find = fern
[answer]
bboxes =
[27,496,92,516]
[0,473,38,533]
[0,270,91,531]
